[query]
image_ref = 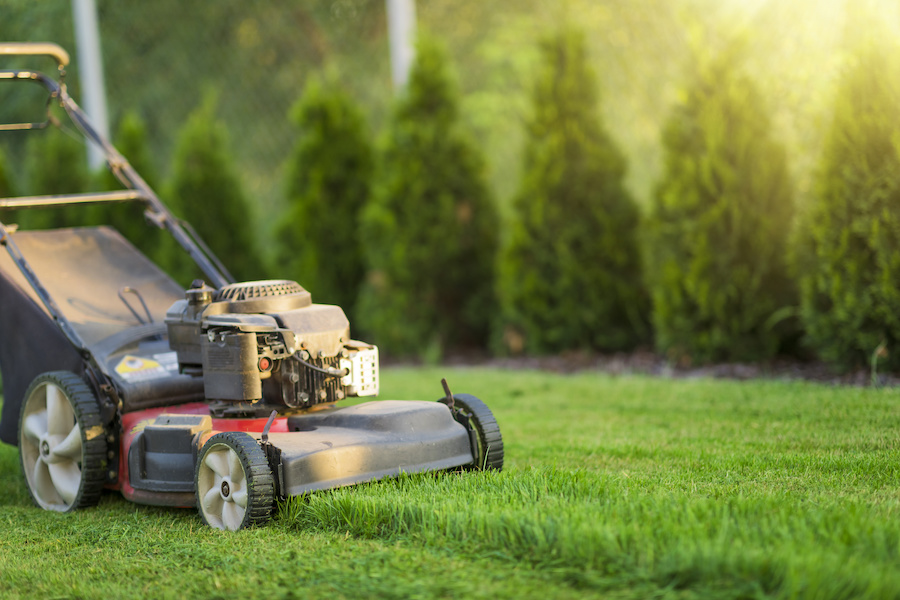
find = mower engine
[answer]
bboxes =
[165,280,378,410]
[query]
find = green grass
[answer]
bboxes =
[2,368,900,598]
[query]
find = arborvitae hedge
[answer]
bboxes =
[798,45,900,372]
[497,30,646,355]
[165,94,262,286]
[0,145,16,230]
[92,111,166,259]
[24,128,89,197]
[646,51,794,363]
[0,143,13,203]
[358,37,499,356]
[276,77,372,317]
[20,128,90,229]
[0,145,13,198]
[103,110,161,191]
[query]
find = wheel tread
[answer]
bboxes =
[195,431,275,530]
[19,371,109,512]
[449,393,504,471]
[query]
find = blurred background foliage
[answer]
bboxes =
[795,29,900,373]
[498,29,647,355]
[358,36,498,358]
[0,0,877,222]
[276,75,373,321]
[646,41,795,364]
[0,0,899,370]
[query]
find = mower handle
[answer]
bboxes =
[0,42,233,289]
[0,43,69,68]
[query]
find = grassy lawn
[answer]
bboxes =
[2,367,900,599]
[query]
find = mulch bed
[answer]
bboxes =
[427,349,900,387]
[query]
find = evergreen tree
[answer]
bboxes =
[0,145,15,224]
[100,110,161,191]
[91,111,168,260]
[646,48,794,363]
[165,94,261,286]
[24,127,89,196]
[276,77,373,317]
[497,30,646,355]
[0,145,13,198]
[358,37,499,356]
[20,128,90,229]
[797,43,900,371]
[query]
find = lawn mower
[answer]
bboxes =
[0,43,503,531]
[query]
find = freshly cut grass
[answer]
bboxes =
[2,367,900,598]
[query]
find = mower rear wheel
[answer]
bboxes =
[18,371,108,512]
[195,432,275,531]
[444,393,504,471]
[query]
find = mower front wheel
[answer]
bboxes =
[443,393,504,471]
[195,432,275,531]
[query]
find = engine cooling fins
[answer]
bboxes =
[215,280,312,313]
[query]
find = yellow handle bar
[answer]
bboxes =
[0,42,69,68]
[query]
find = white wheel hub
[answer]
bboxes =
[20,383,84,510]
[197,445,249,531]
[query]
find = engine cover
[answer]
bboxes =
[165,280,378,408]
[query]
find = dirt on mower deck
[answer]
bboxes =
[428,350,900,387]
